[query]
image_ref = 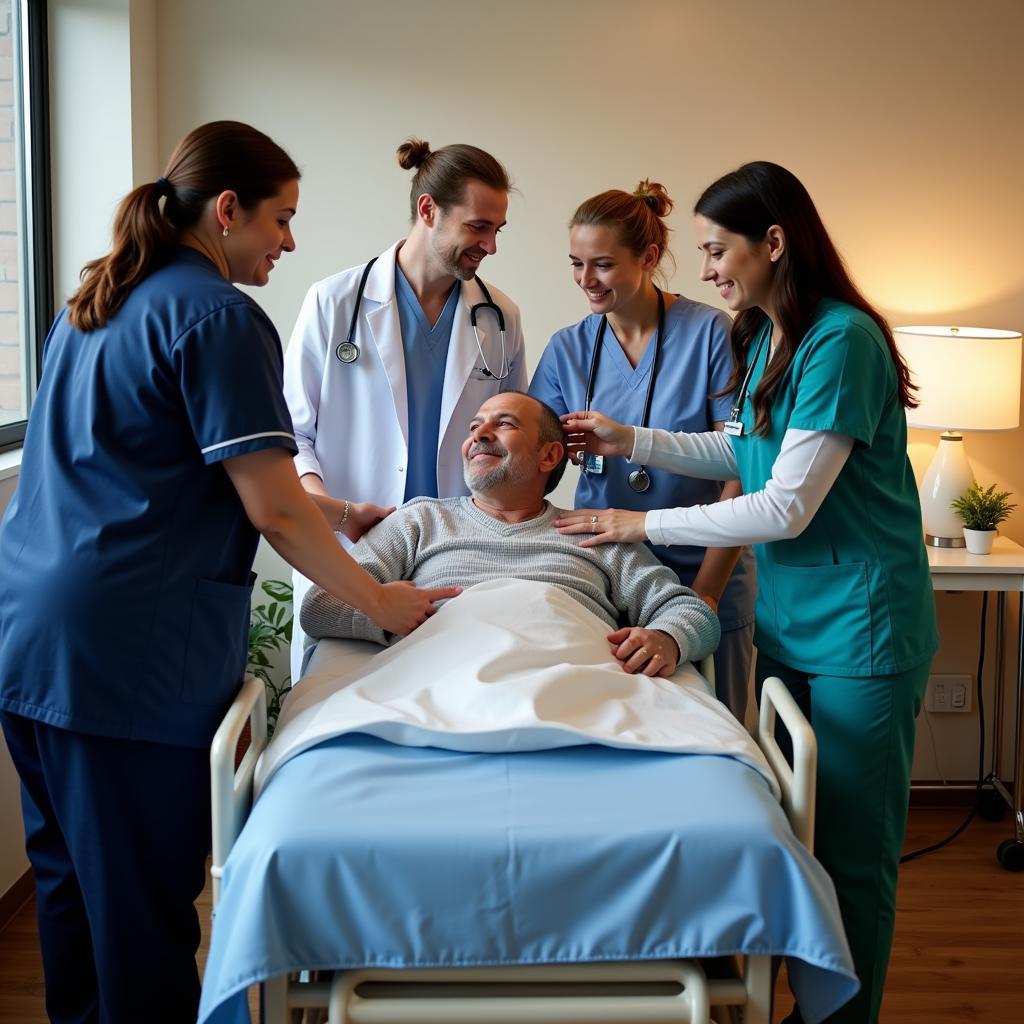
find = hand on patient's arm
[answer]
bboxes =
[226,450,457,637]
[299,472,395,543]
[608,627,679,678]
[554,507,647,546]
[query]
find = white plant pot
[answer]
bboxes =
[963,528,996,554]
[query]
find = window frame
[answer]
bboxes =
[0,0,53,452]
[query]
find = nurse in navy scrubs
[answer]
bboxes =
[0,121,455,1023]
[530,182,756,719]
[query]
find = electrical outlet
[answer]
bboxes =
[925,674,972,713]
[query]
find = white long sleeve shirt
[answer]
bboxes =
[631,426,855,548]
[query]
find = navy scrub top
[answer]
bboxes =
[530,297,757,632]
[0,248,298,747]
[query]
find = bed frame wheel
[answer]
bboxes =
[996,838,1024,871]
[978,789,1007,821]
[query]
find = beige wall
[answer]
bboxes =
[148,0,1024,780]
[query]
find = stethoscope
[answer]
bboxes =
[722,332,770,437]
[582,287,666,493]
[335,256,511,380]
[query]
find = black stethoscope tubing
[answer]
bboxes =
[337,256,509,379]
[726,331,770,432]
[584,287,666,493]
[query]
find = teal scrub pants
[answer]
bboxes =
[755,652,930,1024]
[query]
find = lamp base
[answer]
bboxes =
[925,533,966,548]
[919,431,974,545]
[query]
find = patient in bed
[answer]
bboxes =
[302,391,719,677]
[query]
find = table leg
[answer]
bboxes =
[1013,592,1024,842]
[992,593,1006,780]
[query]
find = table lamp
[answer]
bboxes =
[895,326,1022,547]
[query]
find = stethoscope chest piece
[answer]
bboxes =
[336,341,359,364]
[627,468,651,493]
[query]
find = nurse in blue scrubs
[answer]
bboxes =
[557,161,938,1024]
[0,121,455,1023]
[530,181,756,720]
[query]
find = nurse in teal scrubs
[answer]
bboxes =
[556,161,938,1024]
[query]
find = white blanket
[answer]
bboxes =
[255,579,778,797]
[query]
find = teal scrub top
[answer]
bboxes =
[730,299,938,677]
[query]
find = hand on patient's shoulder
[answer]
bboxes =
[555,507,648,546]
[607,626,679,678]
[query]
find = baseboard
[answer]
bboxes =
[0,867,33,932]
[910,781,992,807]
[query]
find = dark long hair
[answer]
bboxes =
[68,121,300,332]
[695,161,917,436]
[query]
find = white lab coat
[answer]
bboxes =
[283,240,528,679]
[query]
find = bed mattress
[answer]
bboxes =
[198,734,857,1024]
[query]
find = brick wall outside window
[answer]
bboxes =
[0,0,22,428]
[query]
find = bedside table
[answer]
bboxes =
[928,536,1024,870]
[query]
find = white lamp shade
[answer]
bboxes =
[896,326,1022,431]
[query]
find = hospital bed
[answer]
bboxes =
[200,624,856,1024]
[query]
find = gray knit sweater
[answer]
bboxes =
[301,497,720,663]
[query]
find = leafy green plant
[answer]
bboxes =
[951,482,1016,532]
[248,578,293,734]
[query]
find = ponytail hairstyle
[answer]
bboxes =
[68,121,300,332]
[569,180,676,282]
[397,138,511,221]
[695,161,917,436]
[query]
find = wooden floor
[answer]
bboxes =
[0,808,1021,1022]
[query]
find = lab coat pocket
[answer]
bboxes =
[181,574,256,706]
[771,561,872,672]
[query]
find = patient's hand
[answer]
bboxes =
[607,627,679,677]
[343,502,395,543]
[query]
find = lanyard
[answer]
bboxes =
[724,329,770,437]
[583,288,665,492]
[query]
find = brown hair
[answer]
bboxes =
[68,121,301,332]
[695,161,917,435]
[397,138,511,221]
[502,390,570,495]
[569,180,675,279]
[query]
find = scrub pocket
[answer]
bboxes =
[182,573,256,706]
[771,561,872,672]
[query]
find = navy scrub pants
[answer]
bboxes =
[755,651,930,1024]
[1,711,212,1024]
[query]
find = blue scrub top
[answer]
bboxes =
[0,248,298,747]
[395,266,459,503]
[729,299,938,676]
[530,297,756,631]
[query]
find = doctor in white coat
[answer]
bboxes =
[284,139,527,677]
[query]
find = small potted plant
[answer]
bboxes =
[951,482,1016,554]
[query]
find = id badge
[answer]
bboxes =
[581,452,605,474]
[723,420,744,437]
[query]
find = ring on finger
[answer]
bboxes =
[638,646,648,657]
[590,515,598,526]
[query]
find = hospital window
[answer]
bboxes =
[0,0,52,451]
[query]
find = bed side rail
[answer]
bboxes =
[758,676,816,852]
[696,653,715,695]
[210,674,267,907]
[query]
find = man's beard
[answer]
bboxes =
[463,441,531,492]
[431,235,483,282]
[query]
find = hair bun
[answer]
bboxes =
[633,179,674,218]
[397,138,432,171]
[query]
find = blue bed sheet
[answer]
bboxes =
[199,735,857,1024]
